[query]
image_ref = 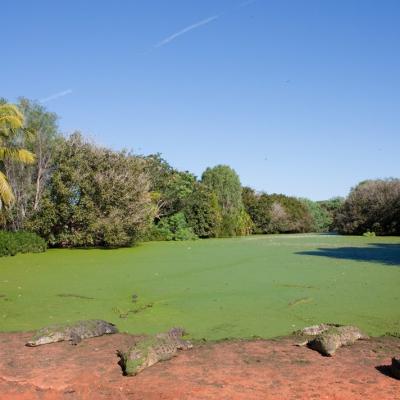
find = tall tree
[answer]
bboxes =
[202,165,243,213]
[2,99,59,229]
[0,102,35,210]
[201,165,250,236]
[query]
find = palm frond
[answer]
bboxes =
[23,127,36,142]
[0,104,23,120]
[0,171,15,206]
[0,115,24,132]
[0,147,36,164]
[0,104,25,136]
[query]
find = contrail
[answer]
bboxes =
[40,89,73,103]
[154,15,219,48]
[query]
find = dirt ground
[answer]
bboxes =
[0,332,399,400]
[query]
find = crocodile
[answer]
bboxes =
[391,356,400,380]
[26,319,118,346]
[294,324,368,356]
[118,327,193,376]
[293,323,339,346]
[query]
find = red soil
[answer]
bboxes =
[0,332,399,399]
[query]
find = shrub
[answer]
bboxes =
[151,212,198,241]
[235,209,254,236]
[0,231,46,257]
[363,231,376,237]
[335,179,400,235]
[243,188,313,234]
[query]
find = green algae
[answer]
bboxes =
[0,234,399,340]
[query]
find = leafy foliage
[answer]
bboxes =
[2,98,60,230]
[151,212,197,241]
[335,179,400,235]
[318,197,344,231]
[143,154,195,218]
[243,188,313,234]
[28,133,156,247]
[0,230,46,257]
[0,101,36,207]
[299,198,332,232]
[201,165,248,237]
[202,165,243,213]
[242,187,272,233]
[2,97,398,248]
[184,183,221,238]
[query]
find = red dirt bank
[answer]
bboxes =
[0,332,399,399]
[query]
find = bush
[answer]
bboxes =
[235,209,254,236]
[151,212,198,241]
[335,179,400,235]
[243,188,313,234]
[363,231,376,237]
[0,231,47,257]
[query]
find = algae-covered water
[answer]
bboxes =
[0,234,399,340]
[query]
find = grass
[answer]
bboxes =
[0,234,399,340]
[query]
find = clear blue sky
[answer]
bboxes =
[2,0,399,200]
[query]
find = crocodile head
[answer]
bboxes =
[104,323,118,334]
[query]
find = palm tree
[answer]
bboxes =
[0,103,35,207]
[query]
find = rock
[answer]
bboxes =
[118,327,193,376]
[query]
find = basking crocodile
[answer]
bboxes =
[294,323,368,356]
[118,327,193,376]
[26,319,118,346]
[391,356,400,379]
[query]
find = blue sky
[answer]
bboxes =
[2,0,399,200]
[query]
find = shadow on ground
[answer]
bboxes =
[375,365,397,380]
[297,243,400,266]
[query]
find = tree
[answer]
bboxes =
[242,187,272,233]
[299,198,332,232]
[267,194,312,233]
[335,179,400,235]
[0,102,35,209]
[201,165,247,237]
[28,133,155,247]
[3,99,59,230]
[243,188,313,234]
[184,183,221,238]
[143,154,195,218]
[202,165,243,213]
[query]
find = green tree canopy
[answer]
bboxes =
[201,165,243,213]
[335,179,400,235]
[29,133,155,247]
[201,165,249,237]
[184,183,221,238]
